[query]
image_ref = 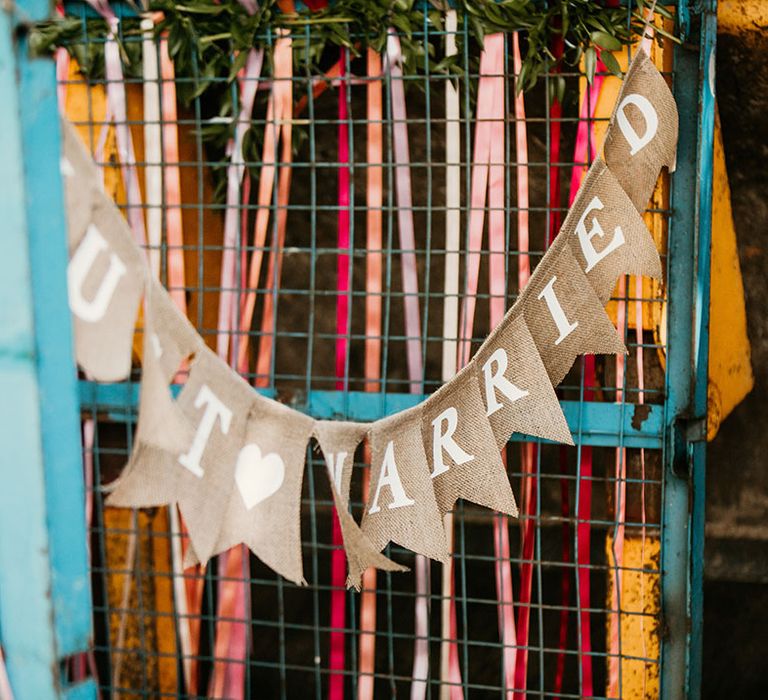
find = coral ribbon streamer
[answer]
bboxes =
[156,34,200,694]
[357,47,383,700]
[236,33,292,377]
[329,47,351,700]
[209,31,265,699]
[252,36,293,386]
[213,28,294,697]
[385,30,428,699]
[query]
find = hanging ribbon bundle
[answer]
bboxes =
[62,38,676,586]
[61,41,677,700]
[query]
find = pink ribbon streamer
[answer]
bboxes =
[608,277,627,695]
[386,29,424,394]
[457,33,516,697]
[329,47,351,700]
[217,47,264,362]
[209,28,264,698]
[571,63,606,700]
[385,30,428,699]
[84,1,147,248]
[236,33,292,378]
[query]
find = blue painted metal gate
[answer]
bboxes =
[0,1,717,698]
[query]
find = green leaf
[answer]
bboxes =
[590,30,622,52]
[228,50,249,82]
[600,50,622,78]
[584,46,596,85]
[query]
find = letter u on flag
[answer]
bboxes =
[68,190,146,381]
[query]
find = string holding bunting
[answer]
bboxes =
[64,45,679,589]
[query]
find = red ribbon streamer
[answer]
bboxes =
[329,47,351,700]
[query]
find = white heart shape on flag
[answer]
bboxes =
[235,443,285,510]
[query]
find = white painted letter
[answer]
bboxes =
[325,452,347,493]
[368,441,415,514]
[538,276,578,346]
[482,348,530,417]
[576,196,625,273]
[616,93,658,156]
[68,224,127,323]
[178,384,232,478]
[431,407,474,478]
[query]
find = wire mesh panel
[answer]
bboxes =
[52,1,696,698]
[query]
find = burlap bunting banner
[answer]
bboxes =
[68,190,146,381]
[421,368,518,515]
[359,406,449,583]
[61,118,104,249]
[109,347,254,565]
[189,392,315,585]
[560,156,663,304]
[474,314,573,446]
[314,421,407,590]
[67,47,679,587]
[603,49,678,211]
[518,244,627,386]
[145,277,201,383]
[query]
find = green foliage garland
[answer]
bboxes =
[29,1,676,197]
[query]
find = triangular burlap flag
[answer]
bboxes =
[67,190,146,381]
[473,314,573,446]
[421,368,518,516]
[145,277,201,383]
[360,406,449,580]
[518,244,626,386]
[560,157,662,303]
[133,296,196,455]
[603,49,678,211]
[108,347,253,565]
[190,394,315,585]
[314,420,407,590]
[61,118,103,249]
[313,420,367,508]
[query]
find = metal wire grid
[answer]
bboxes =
[66,3,672,698]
